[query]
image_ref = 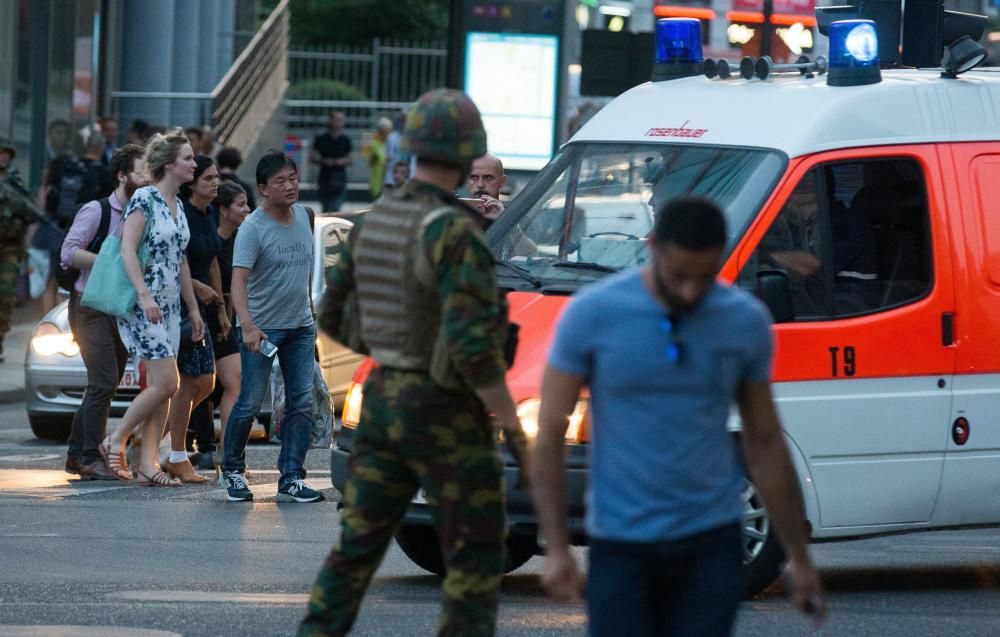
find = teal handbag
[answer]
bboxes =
[81,215,151,318]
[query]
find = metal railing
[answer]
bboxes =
[288,39,446,104]
[286,39,446,130]
[211,0,289,150]
[285,39,446,189]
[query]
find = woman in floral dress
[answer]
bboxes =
[101,129,204,487]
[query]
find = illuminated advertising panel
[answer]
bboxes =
[464,31,558,171]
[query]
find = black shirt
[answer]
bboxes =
[313,132,352,182]
[217,221,237,295]
[182,198,222,286]
[219,172,257,211]
[209,198,239,295]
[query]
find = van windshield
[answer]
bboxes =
[489,142,785,288]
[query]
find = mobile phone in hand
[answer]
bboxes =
[259,339,277,358]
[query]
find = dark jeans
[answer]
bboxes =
[66,293,129,465]
[318,182,348,213]
[588,523,743,637]
[222,324,315,488]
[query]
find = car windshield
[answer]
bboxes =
[488,142,785,289]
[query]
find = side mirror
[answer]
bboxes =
[755,269,794,323]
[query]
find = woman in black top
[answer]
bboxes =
[187,180,250,467]
[161,155,221,483]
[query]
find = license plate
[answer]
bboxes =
[412,488,427,505]
[118,369,140,389]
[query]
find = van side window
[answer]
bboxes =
[739,159,932,320]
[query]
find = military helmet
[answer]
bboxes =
[401,89,486,168]
[0,136,15,159]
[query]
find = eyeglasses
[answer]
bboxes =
[660,314,684,364]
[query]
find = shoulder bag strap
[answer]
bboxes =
[88,197,113,252]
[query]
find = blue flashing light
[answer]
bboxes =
[655,18,703,65]
[826,19,882,86]
[829,20,879,68]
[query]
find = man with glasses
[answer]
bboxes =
[531,196,826,636]
[220,150,324,504]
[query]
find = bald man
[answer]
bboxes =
[467,153,507,223]
[467,153,538,258]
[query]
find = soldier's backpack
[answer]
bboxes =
[54,157,87,227]
[55,197,112,293]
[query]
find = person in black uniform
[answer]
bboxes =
[311,111,352,212]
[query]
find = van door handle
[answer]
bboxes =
[942,312,955,346]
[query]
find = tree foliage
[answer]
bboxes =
[276,0,450,47]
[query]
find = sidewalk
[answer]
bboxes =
[0,300,45,404]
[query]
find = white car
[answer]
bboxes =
[25,213,362,440]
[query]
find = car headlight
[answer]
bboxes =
[342,382,363,428]
[516,398,587,443]
[31,322,80,358]
[341,384,589,443]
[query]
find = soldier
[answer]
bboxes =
[299,89,529,637]
[0,137,42,362]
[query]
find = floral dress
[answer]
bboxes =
[117,186,191,360]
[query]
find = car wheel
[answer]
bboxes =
[28,413,73,441]
[395,526,538,576]
[741,477,785,598]
[395,526,445,575]
[504,536,538,573]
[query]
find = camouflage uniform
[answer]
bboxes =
[0,142,42,353]
[300,91,515,637]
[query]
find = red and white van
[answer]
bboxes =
[331,17,1000,594]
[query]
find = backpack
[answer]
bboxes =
[54,157,87,227]
[56,198,112,293]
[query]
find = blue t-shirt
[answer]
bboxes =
[548,268,773,543]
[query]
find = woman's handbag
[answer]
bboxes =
[80,215,151,318]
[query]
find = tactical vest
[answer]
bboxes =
[353,188,452,370]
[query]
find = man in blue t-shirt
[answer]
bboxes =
[531,197,826,636]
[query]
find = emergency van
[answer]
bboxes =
[331,14,1000,595]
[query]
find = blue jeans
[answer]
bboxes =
[588,523,743,637]
[222,324,315,488]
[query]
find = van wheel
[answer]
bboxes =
[741,478,785,598]
[395,526,538,576]
[28,414,72,441]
